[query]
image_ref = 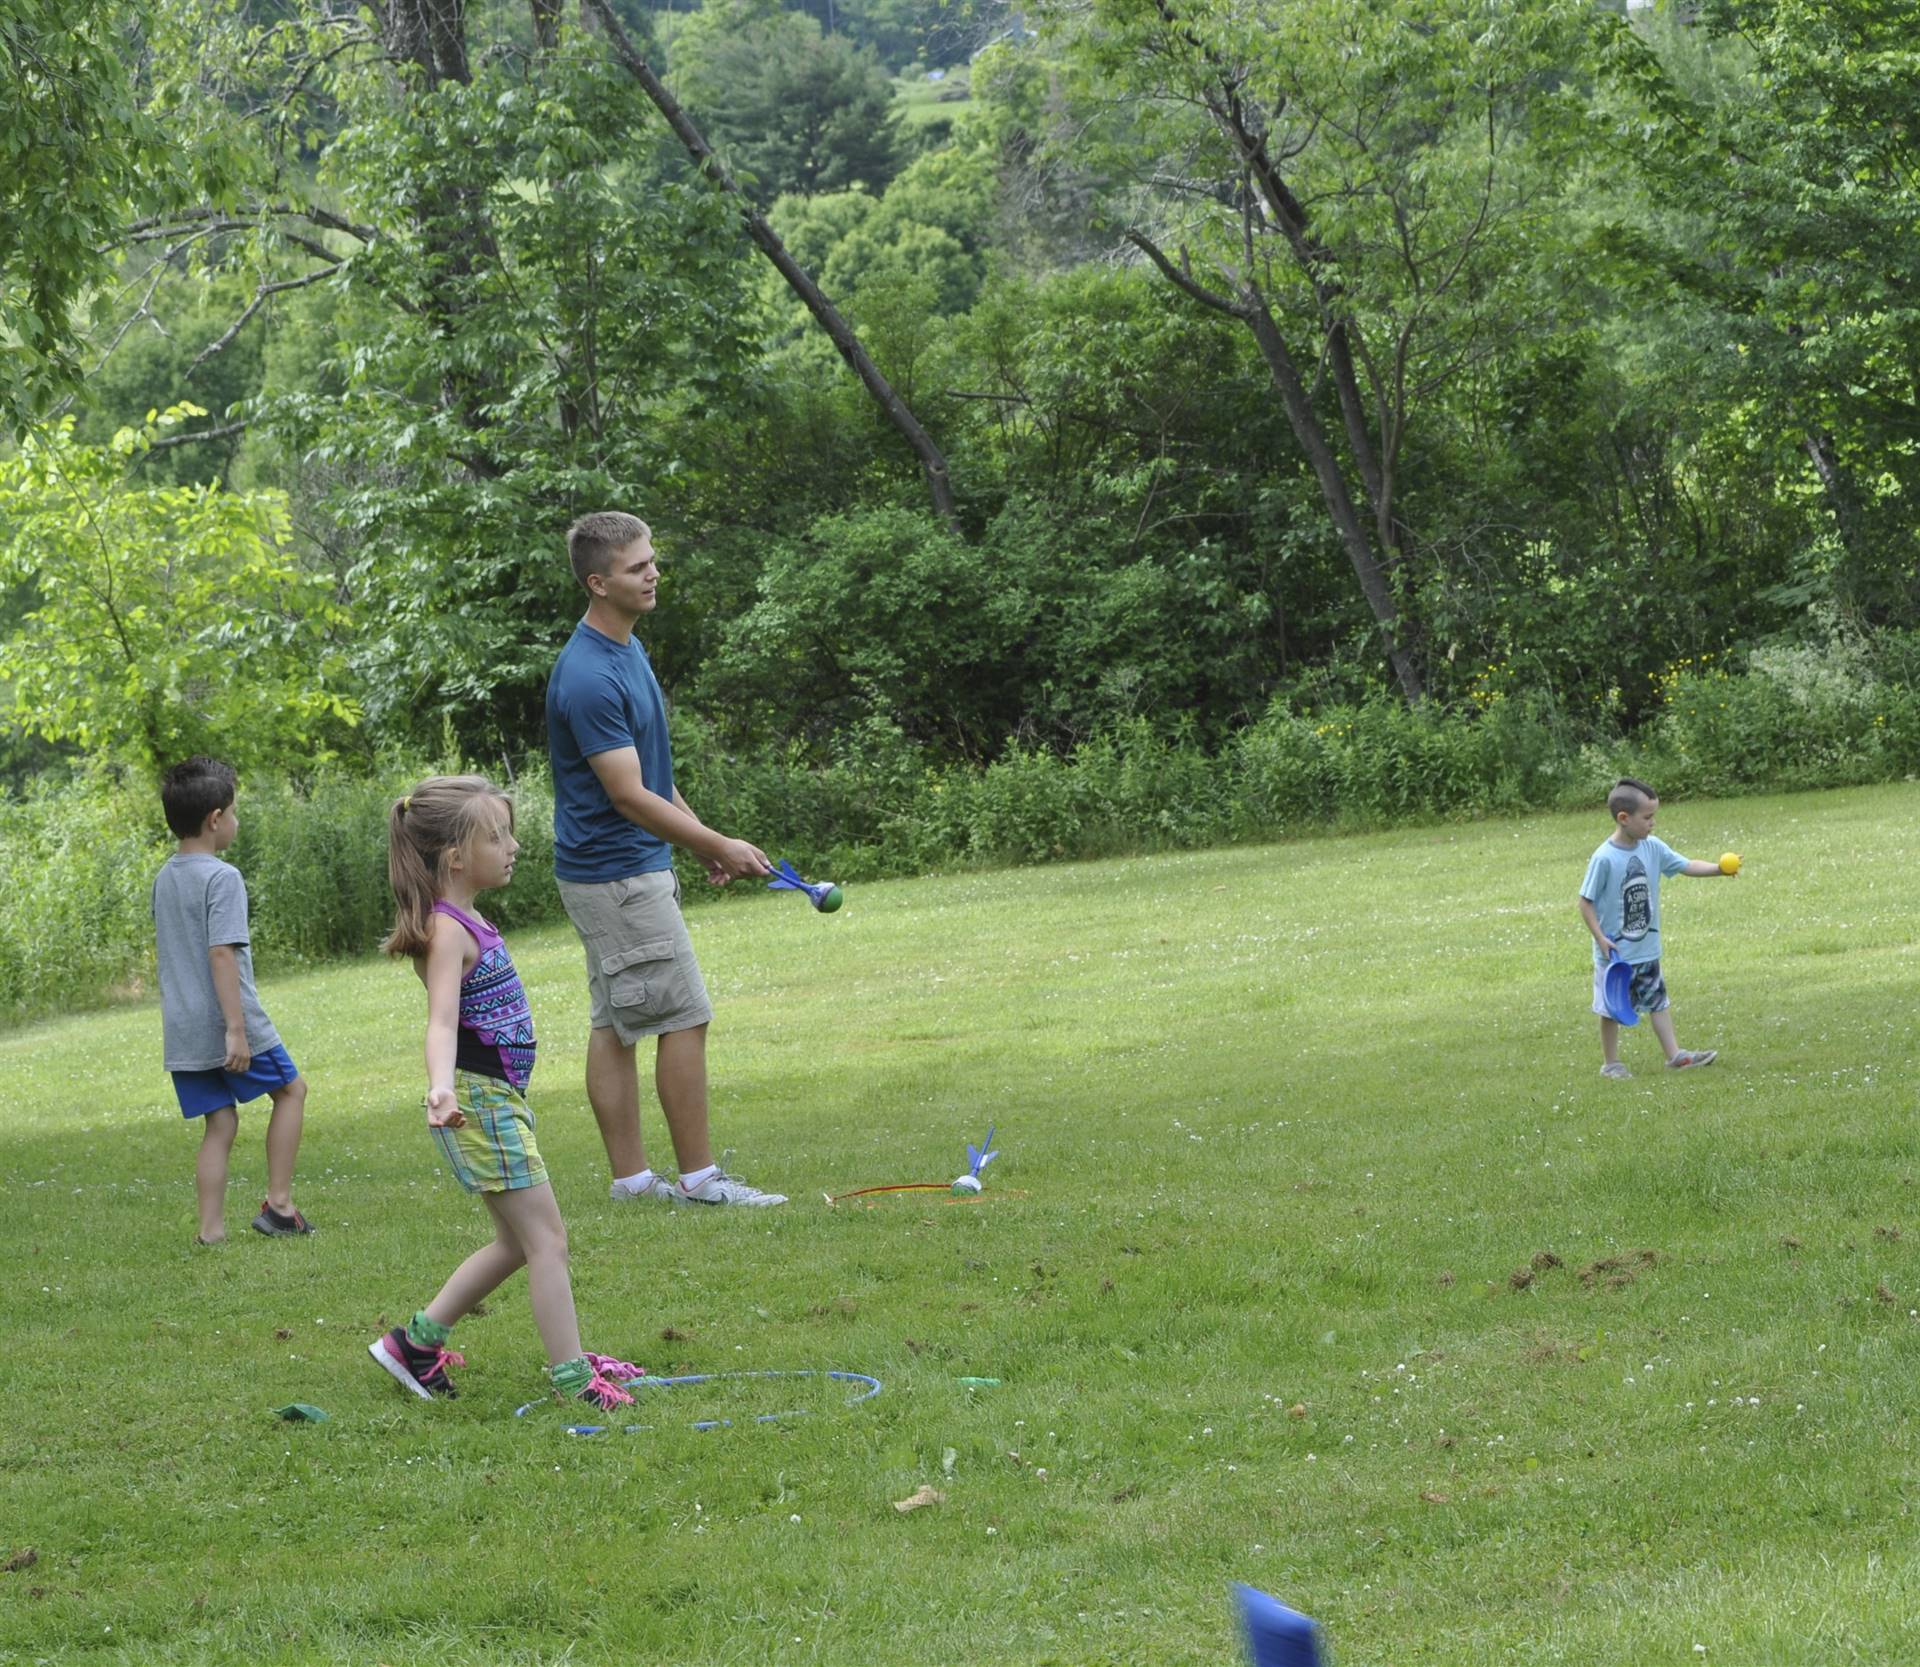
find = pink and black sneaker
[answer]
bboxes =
[584,1351,644,1384]
[369,1327,464,1400]
[573,1369,636,1414]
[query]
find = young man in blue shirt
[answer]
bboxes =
[546,511,787,1206]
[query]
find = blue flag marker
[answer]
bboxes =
[1235,1585,1325,1667]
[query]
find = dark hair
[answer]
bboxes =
[160,756,237,838]
[383,775,515,957]
[567,510,650,592]
[1608,776,1657,818]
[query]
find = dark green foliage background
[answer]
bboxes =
[4,0,1919,1015]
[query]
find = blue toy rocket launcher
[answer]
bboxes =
[1602,952,1639,1027]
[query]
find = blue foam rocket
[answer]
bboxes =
[767,858,842,913]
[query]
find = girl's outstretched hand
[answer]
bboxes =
[425,1086,465,1128]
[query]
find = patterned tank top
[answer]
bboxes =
[432,900,536,1093]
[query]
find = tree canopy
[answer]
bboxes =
[1,0,1914,786]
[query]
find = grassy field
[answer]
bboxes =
[5,784,1920,1664]
[894,67,972,129]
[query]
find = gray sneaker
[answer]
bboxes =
[673,1169,788,1207]
[1667,1049,1718,1070]
[610,1174,677,1204]
[1599,1062,1632,1080]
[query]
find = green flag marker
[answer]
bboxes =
[272,1403,331,1423]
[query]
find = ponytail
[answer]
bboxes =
[382,774,514,956]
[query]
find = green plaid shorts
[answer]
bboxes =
[431,1069,549,1194]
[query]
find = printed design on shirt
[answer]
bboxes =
[1620,854,1650,943]
[461,942,537,1093]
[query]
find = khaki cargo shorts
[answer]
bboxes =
[557,869,714,1043]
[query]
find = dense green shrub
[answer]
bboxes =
[7,638,1918,1025]
[0,759,564,1025]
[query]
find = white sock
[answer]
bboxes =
[613,1168,657,1195]
[679,1163,718,1192]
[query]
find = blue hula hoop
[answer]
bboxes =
[514,1367,883,1436]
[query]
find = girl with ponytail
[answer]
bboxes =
[368,774,640,1411]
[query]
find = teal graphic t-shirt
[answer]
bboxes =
[1581,835,1689,967]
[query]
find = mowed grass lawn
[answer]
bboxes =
[5,785,1920,1665]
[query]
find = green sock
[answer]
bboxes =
[406,1311,452,1349]
[550,1355,593,1394]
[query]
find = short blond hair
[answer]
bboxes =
[567,511,650,592]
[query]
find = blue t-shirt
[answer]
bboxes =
[545,621,677,884]
[1581,834,1689,967]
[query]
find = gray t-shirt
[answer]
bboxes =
[151,853,282,1071]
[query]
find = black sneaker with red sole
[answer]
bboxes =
[251,1200,315,1236]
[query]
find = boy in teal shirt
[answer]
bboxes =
[1578,777,1736,1079]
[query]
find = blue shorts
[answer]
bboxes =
[171,1044,301,1119]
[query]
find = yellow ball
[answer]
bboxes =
[1719,851,1741,875]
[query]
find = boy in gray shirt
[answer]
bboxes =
[153,757,312,1244]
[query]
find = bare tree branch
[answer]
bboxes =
[189,261,349,372]
[579,0,958,528]
[147,418,251,450]
[1123,229,1246,317]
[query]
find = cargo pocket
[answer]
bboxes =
[600,938,685,1021]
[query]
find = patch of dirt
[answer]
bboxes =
[1875,1283,1897,1305]
[1780,1235,1802,1252]
[1577,1249,1659,1288]
[1437,1270,1455,1287]
[1531,1251,1563,1272]
[4,1550,37,1574]
[1876,1225,1902,1242]
[1419,1490,1451,1505]
[274,1327,293,1341]
[1509,1267,1534,1291]
[660,1326,693,1341]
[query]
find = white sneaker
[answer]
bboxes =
[673,1169,788,1207]
[1667,1049,1718,1070]
[1599,1062,1632,1080]
[610,1174,676,1203]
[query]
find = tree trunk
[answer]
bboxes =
[1123,228,1422,703]
[1803,430,1870,569]
[363,0,504,475]
[578,0,959,530]
[370,0,470,88]
[1243,299,1424,705]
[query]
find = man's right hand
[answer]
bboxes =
[223,1028,251,1072]
[704,836,772,884]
